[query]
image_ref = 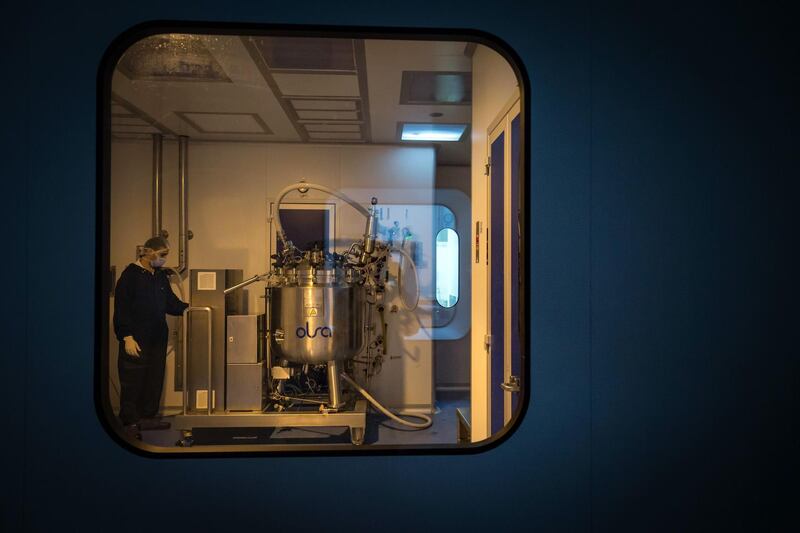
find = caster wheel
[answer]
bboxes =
[350,427,365,446]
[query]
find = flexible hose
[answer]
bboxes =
[389,247,420,311]
[340,372,432,429]
[274,182,370,246]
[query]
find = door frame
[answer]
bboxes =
[481,96,521,436]
[268,202,337,258]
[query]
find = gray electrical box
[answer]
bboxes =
[226,362,264,411]
[186,269,244,412]
[226,314,264,411]
[226,315,260,364]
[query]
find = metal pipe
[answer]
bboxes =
[359,199,379,264]
[223,274,263,295]
[182,307,188,415]
[206,307,212,415]
[327,360,343,409]
[273,182,371,250]
[265,288,273,395]
[272,393,328,406]
[177,135,189,274]
[152,133,163,237]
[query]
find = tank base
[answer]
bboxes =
[173,400,367,445]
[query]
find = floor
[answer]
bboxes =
[140,391,469,448]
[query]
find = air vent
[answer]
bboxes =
[252,37,356,71]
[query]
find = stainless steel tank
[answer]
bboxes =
[269,267,366,364]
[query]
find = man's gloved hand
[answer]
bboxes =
[123,336,142,357]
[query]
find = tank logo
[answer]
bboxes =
[296,322,332,339]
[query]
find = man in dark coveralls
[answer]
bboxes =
[113,236,189,440]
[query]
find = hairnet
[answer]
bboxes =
[143,236,170,252]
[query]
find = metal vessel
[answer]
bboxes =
[270,268,366,364]
[172,181,430,445]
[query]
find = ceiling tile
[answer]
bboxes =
[176,112,272,134]
[304,124,361,132]
[290,99,357,111]
[308,131,363,140]
[272,73,360,97]
[399,71,472,105]
[113,124,161,133]
[252,37,356,71]
[111,117,150,126]
[296,110,359,121]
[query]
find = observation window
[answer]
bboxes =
[98,23,527,455]
[435,228,459,308]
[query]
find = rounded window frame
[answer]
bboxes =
[95,20,531,457]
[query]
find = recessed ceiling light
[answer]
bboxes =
[401,123,466,142]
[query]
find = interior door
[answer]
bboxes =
[508,110,521,422]
[488,126,506,435]
[488,100,522,434]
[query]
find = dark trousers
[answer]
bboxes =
[118,334,168,426]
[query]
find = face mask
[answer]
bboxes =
[150,256,167,268]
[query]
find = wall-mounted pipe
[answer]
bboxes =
[151,133,163,237]
[177,135,189,275]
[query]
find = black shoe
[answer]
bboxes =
[123,423,142,440]
[139,417,171,430]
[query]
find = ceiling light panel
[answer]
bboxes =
[401,123,467,142]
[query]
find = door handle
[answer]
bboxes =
[500,375,520,393]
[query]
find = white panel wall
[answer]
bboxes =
[109,140,442,411]
[470,45,519,441]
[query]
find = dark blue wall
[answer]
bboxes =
[1,1,796,531]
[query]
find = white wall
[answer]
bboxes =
[470,45,519,441]
[109,139,452,412]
